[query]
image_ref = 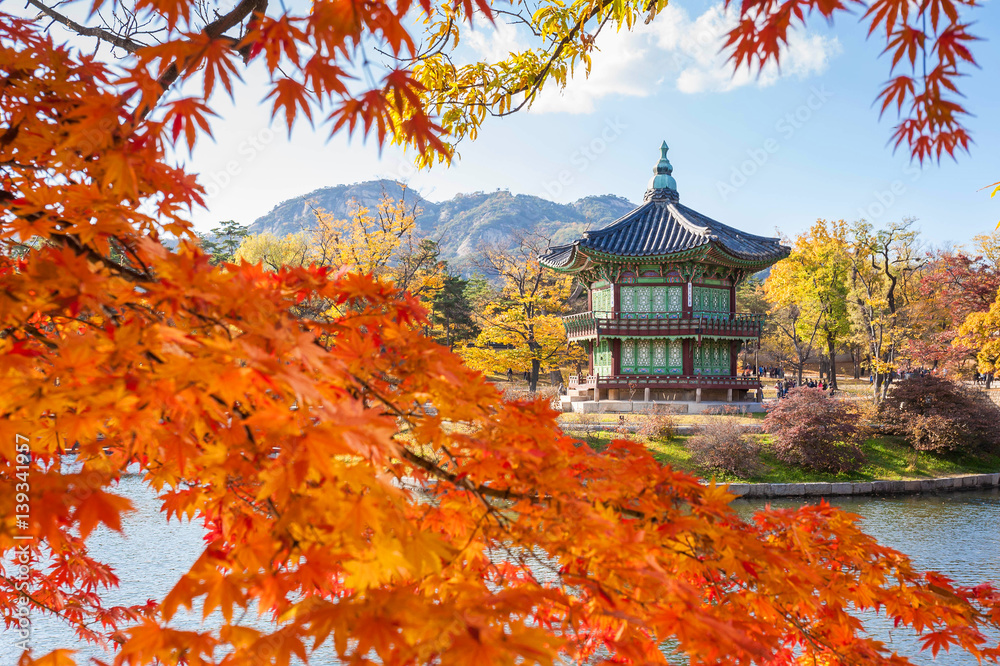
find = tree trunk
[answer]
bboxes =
[826,333,838,390]
[530,358,540,393]
[987,372,994,390]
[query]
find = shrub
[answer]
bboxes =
[763,387,865,474]
[636,405,676,441]
[502,385,562,410]
[878,375,1000,454]
[687,419,762,478]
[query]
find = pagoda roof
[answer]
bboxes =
[539,142,789,273]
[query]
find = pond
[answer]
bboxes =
[3,477,999,664]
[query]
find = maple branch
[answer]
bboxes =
[24,0,143,53]
[154,0,266,94]
[398,447,646,520]
[51,233,154,283]
[336,352,652,519]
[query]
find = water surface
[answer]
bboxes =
[3,479,998,664]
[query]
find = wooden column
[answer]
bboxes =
[613,339,621,377]
[730,341,739,376]
[730,283,737,317]
[587,341,594,375]
[613,282,621,318]
[683,339,693,376]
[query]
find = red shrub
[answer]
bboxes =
[763,388,865,474]
[879,375,1000,454]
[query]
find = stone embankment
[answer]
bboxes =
[561,422,762,435]
[726,473,1000,499]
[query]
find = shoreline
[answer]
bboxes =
[725,473,1000,499]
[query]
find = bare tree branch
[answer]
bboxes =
[25,0,143,52]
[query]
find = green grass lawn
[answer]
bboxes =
[563,428,1000,484]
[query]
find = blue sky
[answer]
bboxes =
[181,0,1000,249]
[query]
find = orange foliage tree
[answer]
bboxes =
[2,1,1000,665]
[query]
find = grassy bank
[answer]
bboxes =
[565,428,1000,484]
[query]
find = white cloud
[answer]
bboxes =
[465,21,526,63]
[661,4,841,94]
[462,3,841,113]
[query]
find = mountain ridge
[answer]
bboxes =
[247,180,637,268]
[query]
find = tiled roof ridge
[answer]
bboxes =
[665,203,713,241]
[583,199,657,238]
[674,202,783,243]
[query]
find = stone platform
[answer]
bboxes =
[559,399,766,415]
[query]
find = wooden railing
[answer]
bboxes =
[563,312,766,340]
[567,373,761,390]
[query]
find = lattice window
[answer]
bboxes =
[652,287,667,318]
[637,287,651,318]
[594,288,614,318]
[694,287,714,317]
[621,287,636,318]
[595,340,613,376]
[719,343,730,374]
[668,340,683,374]
[667,287,682,316]
[652,340,667,373]
[637,340,651,373]
[693,287,730,319]
[621,339,635,371]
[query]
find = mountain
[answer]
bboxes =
[248,180,440,237]
[247,181,636,269]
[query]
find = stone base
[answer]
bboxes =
[559,399,766,415]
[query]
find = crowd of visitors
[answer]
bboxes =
[775,377,829,398]
[741,366,784,378]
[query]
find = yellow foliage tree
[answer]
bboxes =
[763,246,824,385]
[459,234,579,392]
[236,196,446,303]
[233,232,310,270]
[957,286,1000,388]
[845,219,926,401]
[311,196,443,299]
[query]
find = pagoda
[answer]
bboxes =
[540,142,790,406]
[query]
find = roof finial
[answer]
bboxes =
[645,141,678,201]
